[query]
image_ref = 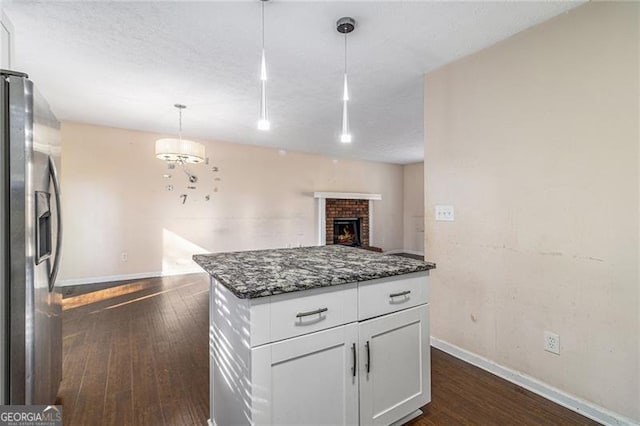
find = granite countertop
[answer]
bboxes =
[193,245,435,299]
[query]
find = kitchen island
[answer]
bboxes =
[194,245,436,426]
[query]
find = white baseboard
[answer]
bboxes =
[402,249,425,256]
[431,337,638,426]
[384,249,425,256]
[57,267,203,287]
[384,249,404,254]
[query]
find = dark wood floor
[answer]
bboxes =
[59,274,599,426]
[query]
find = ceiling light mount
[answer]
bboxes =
[336,17,356,34]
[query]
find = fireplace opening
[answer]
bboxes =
[333,218,361,247]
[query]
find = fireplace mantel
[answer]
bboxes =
[313,192,382,201]
[314,192,382,246]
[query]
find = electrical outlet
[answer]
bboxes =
[544,331,560,355]
[121,252,128,262]
[435,205,455,221]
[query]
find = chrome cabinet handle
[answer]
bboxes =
[48,156,62,291]
[351,343,357,377]
[389,290,411,298]
[365,341,371,373]
[295,307,328,318]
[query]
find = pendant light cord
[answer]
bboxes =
[178,107,183,142]
[344,33,347,75]
[258,0,269,129]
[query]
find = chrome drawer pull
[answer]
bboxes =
[296,307,328,318]
[351,343,357,377]
[365,341,371,373]
[389,290,411,298]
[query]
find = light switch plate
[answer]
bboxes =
[435,205,455,221]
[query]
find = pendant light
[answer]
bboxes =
[155,104,205,164]
[257,0,270,131]
[337,17,355,144]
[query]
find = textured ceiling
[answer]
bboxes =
[5,1,583,164]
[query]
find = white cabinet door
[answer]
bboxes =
[252,323,359,426]
[358,305,430,426]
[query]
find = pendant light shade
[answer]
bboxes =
[155,104,205,164]
[340,73,351,143]
[258,0,270,131]
[155,138,205,164]
[337,17,355,144]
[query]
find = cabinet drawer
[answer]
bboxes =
[358,272,428,321]
[266,283,358,343]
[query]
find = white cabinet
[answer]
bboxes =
[209,271,431,426]
[252,324,359,426]
[358,305,430,425]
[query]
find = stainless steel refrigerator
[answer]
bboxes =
[0,69,62,405]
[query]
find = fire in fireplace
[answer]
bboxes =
[333,218,361,247]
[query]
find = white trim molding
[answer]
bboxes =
[313,191,382,200]
[57,267,203,287]
[314,192,382,246]
[317,197,326,245]
[368,200,375,247]
[431,337,638,426]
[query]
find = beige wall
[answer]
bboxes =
[0,11,14,69]
[403,162,424,254]
[424,2,639,422]
[59,122,405,283]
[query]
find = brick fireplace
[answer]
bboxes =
[326,199,370,247]
[314,192,382,248]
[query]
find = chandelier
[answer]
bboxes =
[155,104,205,164]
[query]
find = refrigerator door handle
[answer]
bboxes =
[48,156,62,290]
